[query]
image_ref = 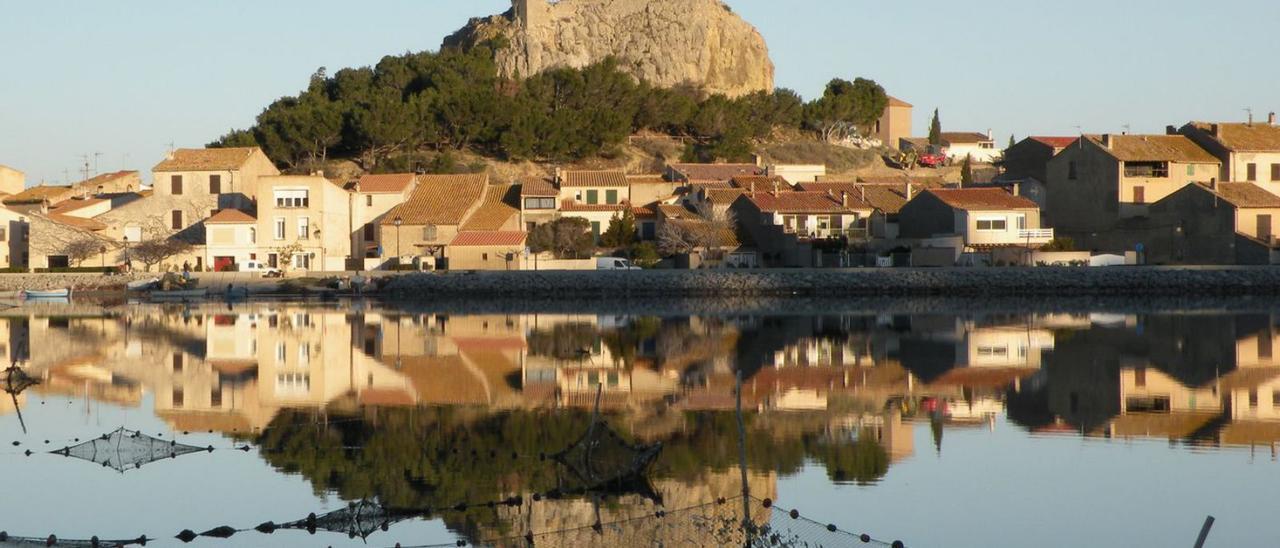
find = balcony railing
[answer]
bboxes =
[1018,229,1054,240]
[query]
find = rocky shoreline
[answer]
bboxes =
[382,267,1280,299]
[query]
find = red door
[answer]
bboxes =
[213,256,235,272]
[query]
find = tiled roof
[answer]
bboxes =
[461,184,520,231]
[381,173,488,226]
[626,174,669,184]
[941,132,993,144]
[560,200,627,212]
[690,182,737,193]
[669,163,764,183]
[926,188,1038,210]
[48,198,106,215]
[560,170,628,187]
[1208,182,1280,209]
[704,188,746,204]
[520,177,559,196]
[1028,136,1079,149]
[1186,122,1280,152]
[74,170,137,188]
[741,191,859,213]
[1094,135,1219,163]
[450,231,527,247]
[666,219,744,248]
[3,185,72,205]
[730,175,789,189]
[794,182,890,211]
[632,202,659,218]
[153,147,260,172]
[887,95,912,108]
[356,173,416,193]
[45,212,107,231]
[658,204,698,219]
[205,209,257,224]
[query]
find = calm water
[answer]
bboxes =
[1,299,1279,547]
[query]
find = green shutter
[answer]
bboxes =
[591,221,601,243]
[586,190,599,204]
[606,189,618,204]
[1186,164,1194,176]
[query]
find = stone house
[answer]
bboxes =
[558,170,631,243]
[1000,136,1078,186]
[731,189,873,267]
[152,147,279,206]
[795,181,916,240]
[1046,134,1220,251]
[873,96,913,151]
[0,165,23,196]
[899,188,1051,251]
[347,173,419,265]
[1144,182,1280,265]
[1179,118,1280,192]
[26,213,113,270]
[380,173,489,269]
[203,209,259,272]
[0,206,29,269]
[446,231,528,271]
[1,171,140,213]
[255,175,352,272]
[518,177,559,232]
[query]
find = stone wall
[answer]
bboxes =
[0,272,154,291]
[384,267,1280,299]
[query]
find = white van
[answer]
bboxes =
[596,257,641,271]
[240,260,283,278]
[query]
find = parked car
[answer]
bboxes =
[596,257,641,271]
[240,260,282,278]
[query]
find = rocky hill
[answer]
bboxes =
[444,0,774,97]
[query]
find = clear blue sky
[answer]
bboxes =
[3,0,1277,186]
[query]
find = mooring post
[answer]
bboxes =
[1193,515,1215,548]
[735,369,751,544]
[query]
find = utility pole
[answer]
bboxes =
[92,152,103,176]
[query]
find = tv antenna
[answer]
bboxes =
[1246,107,1254,125]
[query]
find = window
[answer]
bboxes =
[267,253,278,268]
[171,175,183,195]
[172,388,184,408]
[524,197,555,209]
[363,224,375,240]
[1132,186,1145,204]
[1134,368,1146,387]
[1261,334,1273,359]
[172,352,183,372]
[298,343,310,365]
[976,218,1007,231]
[423,225,437,240]
[297,217,310,240]
[1272,164,1280,182]
[1186,164,1195,177]
[273,189,309,208]
[591,221,601,243]
[1067,160,1077,180]
[124,226,142,242]
[977,346,1009,357]
[482,253,489,261]
[276,342,287,364]
[1016,214,1027,230]
[366,195,373,207]
[274,218,285,240]
[0,228,6,242]
[248,227,256,244]
[586,190,599,204]
[211,387,222,407]
[209,174,222,194]
[1123,161,1168,178]
[295,253,311,270]
[605,189,618,205]
[1250,389,1259,408]
[1247,163,1258,181]
[171,210,183,229]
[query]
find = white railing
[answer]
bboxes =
[1018,229,1054,240]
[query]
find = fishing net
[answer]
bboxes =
[2,366,38,396]
[50,428,210,473]
[274,500,415,540]
[552,418,662,500]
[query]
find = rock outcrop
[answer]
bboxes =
[445,0,774,97]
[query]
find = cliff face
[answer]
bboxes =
[445,0,774,97]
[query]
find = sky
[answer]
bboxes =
[3,0,1278,186]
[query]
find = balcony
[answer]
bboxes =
[1018,228,1054,240]
[968,228,1054,247]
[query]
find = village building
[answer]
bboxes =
[1144,182,1280,265]
[665,163,764,185]
[254,175,352,272]
[732,189,873,267]
[446,231,528,271]
[0,206,29,269]
[0,165,24,196]
[2,171,140,213]
[346,173,419,267]
[203,209,259,272]
[152,147,279,206]
[557,170,630,243]
[796,181,916,240]
[1179,117,1280,191]
[518,177,559,231]
[380,173,489,270]
[873,96,913,151]
[1046,134,1220,251]
[626,174,680,206]
[898,188,1051,265]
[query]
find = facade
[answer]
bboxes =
[203,209,259,271]
[1179,119,1280,192]
[626,174,679,206]
[379,173,488,269]
[558,170,630,243]
[0,165,23,196]
[152,147,279,205]
[446,231,528,270]
[732,190,873,267]
[518,177,559,232]
[1000,137,1077,184]
[255,175,351,272]
[0,207,29,269]
[1144,182,1280,265]
[899,188,1051,250]
[348,173,419,265]
[939,132,1000,163]
[873,96,913,151]
[765,164,826,185]
[1046,134,1220,251]
[1,171,140,212]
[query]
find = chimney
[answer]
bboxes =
[906,181,914,200]
[1270,112,1277,126]
[986,129,993,140]
[554,167,563,184]
[1210,177,1218,191]
[1012,182,1021,196]
[772,181,779,195]
[859,185,866,204]
[753,154,764,168]
[1101,134,1112,148]
[1212,123,1221,137]
[1166,125,1178,135]
[840,191,848,208]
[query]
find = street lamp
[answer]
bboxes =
[393,216,403,269]
[122,235,130,272]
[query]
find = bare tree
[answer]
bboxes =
[63,237,106,267]
[129,239,193,272]
[656,222,699,257]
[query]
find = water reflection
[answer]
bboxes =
[3,302,1280,544]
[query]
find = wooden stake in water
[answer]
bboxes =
[735,370,751,543]
[1193,516,1214,548]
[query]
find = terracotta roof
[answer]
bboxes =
[461,184,520,231]
[48,198,106,215]
[690,181,737,193]
[730,175,789,189]
[887,95,912,108]
[632,202,659,218]
[795,182,895,212]
[626,174,669,184]
[381,173,488,226]
[560,170,628,188]
[1186,122,1280,152]
[155,410,253,434]
[1028,136,1079,149]
[941,132,993,145]
[400,355,489,405]
[658,204,699,219]
[856,175,945,187]
[926,188,1038,210]
[1093,135,1219,163]
[3,185,72,205]
[669,163,764,183]
[560,200,627,213]
[740,191,859,213]
[45,212,107,231]
[153,147,261,172]
[358,388,417,407]
[704,188,746,204]
[74,170,137,187]
[450,231,527,247]
[1206,182,1280,209]
[356,173,416,193]
[205,209,257,224]
[520,177,559,196]
[666,219,744,248]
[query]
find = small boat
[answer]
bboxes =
[150,288,208,300]
[22,288,72,299]
[126,278,161,291]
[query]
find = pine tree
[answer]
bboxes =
[1008,135,1016,150]
[928,109,942,146]
[960,154,973,186]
